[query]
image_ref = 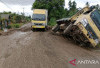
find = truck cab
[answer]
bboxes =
[73,8,100,47]
[52,6,100,47]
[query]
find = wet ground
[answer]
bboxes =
[0,23,100,68]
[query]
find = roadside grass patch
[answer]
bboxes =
[10,23,24,28]
[48,18,56,26]
[7,25,12,29]
[98,44,100,47]
[96,43,100,48]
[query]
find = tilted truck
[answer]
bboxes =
[31,9,48,30]
[52,6,100,47]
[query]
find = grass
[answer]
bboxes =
[95,43,100,48]
[48,22,56,26]
[0,30,2,32]
[48,18,57,26]
[10,23,24,28]
[0,23,25,31]
[97,43,100,47]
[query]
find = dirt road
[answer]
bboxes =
[0,23,100,68]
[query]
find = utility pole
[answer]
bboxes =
[23,8,25,16]
[17,11,19,14]
[23,8,25,23]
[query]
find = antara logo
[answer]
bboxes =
[69,58,99,67]
[69,59,77,66]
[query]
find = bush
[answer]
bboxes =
[10,23,24,28]
[48,17,56,26]
[14,24,20,28]
[98,43,100,47]
[7,25,12,29]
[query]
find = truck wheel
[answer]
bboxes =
[42,28,46,31]
[64,24,73,35]
[45,26,48,31]
[52,24,60,32]
[32,28,34,31]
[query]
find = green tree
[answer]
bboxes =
[68,0,72,9]
[32,0,65,20]
[68,0,78,17]
[64,8,69,17]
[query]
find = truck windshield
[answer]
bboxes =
[90,10,100,30]
[32,14,46,21]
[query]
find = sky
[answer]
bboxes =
[0,0,100,16]
[0,0,35,16]
[65,0,100,8]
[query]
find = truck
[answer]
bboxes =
[52,6,100,47]
[31,9,48,30]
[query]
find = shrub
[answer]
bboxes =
[7,25,12,29]
[48,17,56,26]
[14,24,20,28]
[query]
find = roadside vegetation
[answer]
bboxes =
[0,12,31,30]
[97,43,100,48]
[8,23,24,29]
[32,0,100,26]
[48,18,56,26]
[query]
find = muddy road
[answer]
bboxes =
[0,23,100,68]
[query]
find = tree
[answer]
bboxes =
[32,0,65,20]
[95,4,100,10]
[68,0,78,17]
[65,8,69,17]
[68,0,72,9]
[72,1,77,10]
[86,2,89,7]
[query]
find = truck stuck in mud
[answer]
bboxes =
[52,6,100,47]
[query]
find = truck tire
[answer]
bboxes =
[64,24,73,35]
[52,24,60,32]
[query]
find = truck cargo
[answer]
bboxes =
[52,6,100,47]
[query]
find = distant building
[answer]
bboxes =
[1,14,10,20]
[0,14,11,28]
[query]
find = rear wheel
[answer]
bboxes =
[64,24,73,35]
[42,28,46,31]
[52,24,60,32]
[31,28,35,31]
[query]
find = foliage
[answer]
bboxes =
[14,24,20,28]
[32,0,67,26]
[97,43,100,48]
[86,2,90,7]
[95,4,100,12]
[67,0,78,17]
[0,12,31,24]
[7,25,12,29]
[48,17,56,26]
[0,11,31,30]
[32,0,100,26]
[10,13,31,23]
[10,23,24,28]
[32,0,65,20]
[85,2,100,12]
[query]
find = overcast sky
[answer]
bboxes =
[0,0,100,16]
[65,0,100,8]
[0,0,35,16]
